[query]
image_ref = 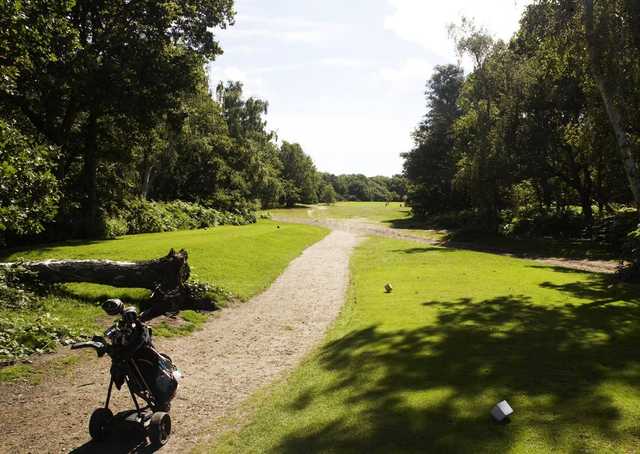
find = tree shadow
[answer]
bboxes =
[0,239,113,261]
[391,247,454,254]
[52,286,150,307]
[532,265,640,306]
[273,294,640,452]
[385,217,620,263]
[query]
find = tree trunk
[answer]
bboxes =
[0,249,190,290]
[580,192,593,225]
[583,0,640,209]
[141,164,153,200]
[83,111,100,237]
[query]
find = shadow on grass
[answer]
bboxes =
[386,217,620,263]
[532,265,640,306]
[53,286,150,306]
[51,286,149,305]
[274,292,640,453]
[0,238,111,261]
[391,247,454,254]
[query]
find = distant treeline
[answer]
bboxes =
[318,174,407,204]
[402,1,640,246]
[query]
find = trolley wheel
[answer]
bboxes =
[149,411,171,448]
[89,407,113,441]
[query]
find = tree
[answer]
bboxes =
[0,120,59,245]
[581,0,640,209]
[319,183,337,204]
[389,175,409,201]
[1,0,235,236]
[279,142,319,206]
[402,65,464,216]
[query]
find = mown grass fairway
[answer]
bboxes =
[208,237,640,453]
[269,202,411,224]
[270,202,620,261]
[269,202,447,242]
[0,221,327,372]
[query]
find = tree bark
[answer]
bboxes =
[141,164,153,200]
[0,249,190,291]
[83,110,100,237]
[583,0,640,209]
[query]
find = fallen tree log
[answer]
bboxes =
[0,249,218,318]
[0,248,190,290]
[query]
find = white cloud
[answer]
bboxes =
[384,0,531,61]
[207,64,268,99]
[267,112,411,176]
[378,58,434,83]
[320,57,365,69]
[218,14,347,45]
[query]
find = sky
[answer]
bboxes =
[208,0,532,177]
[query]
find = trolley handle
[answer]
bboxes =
[70,338,107,357]
[70,341,102,350]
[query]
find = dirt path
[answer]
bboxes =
[272,215,620,274]
[0,230,361,454]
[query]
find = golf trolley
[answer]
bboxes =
[71,298,181,449]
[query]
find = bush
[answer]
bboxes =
[101,216,129,239]
[124,199,168,234]
[591,208,638,254]
[502,212,585,238]
[104,199,257,237]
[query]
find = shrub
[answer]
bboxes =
[502,212,585,238]
[104,199,257,237]
[101,216,129,239]
[591,208,638,254]
[124,199,168,234]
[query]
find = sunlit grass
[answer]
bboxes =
[268,202,447,242]
[1,221,328,369]
[205,237,640,453]
[269,202,411,224]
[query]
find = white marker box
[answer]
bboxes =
[491,400,514,422]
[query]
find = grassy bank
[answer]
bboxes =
[0,220,328,370]
[206,236,640,453]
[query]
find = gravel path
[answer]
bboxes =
[0,230,361,453]
[272,215,620,274]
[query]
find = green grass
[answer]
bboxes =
[0,221,328,367]
[269,202,411,224]
[0,351,85,384]
[207,237,640,453]
[0,363,39,383]
[4,220,327,300]
[269,202,448,242]
[270,202,621,261]
[151,310,210,337]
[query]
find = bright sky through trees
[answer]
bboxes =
[209,0,531,176]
